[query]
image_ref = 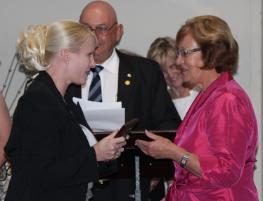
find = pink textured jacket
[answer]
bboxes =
[166,72,258,201]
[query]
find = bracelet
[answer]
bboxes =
[180,154,189,168]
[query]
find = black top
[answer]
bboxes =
[5,71,98,201]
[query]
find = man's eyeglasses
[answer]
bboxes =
[176,48,202,57]
[85,22,117,35]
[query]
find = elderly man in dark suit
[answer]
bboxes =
[65,1,181,201]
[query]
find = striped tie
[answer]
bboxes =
[88,65,104,102]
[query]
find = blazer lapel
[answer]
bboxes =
[117,52,136,109]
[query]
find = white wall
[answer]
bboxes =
[0,0,262,200]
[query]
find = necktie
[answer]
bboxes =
[88,65,104,102]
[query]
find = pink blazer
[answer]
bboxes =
[166,72,258,201]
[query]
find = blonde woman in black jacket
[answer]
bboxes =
[5,20,126,201]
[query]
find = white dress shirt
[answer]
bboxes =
[82,49,119,102]
[173,89,199,120]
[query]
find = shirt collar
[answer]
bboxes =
[96,49,119,74]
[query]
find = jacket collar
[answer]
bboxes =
[176,72,233,139]
[116,50,136,108]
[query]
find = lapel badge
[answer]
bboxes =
[124,80,131,86]
[124,73,132,86]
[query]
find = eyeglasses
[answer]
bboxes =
[84,22,117,35]
[176,48,202,57]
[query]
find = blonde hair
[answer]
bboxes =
[147,37,176,66]
[16,20,96,72]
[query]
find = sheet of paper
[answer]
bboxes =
[73,97,125,132]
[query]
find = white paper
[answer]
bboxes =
[73,97,125,132]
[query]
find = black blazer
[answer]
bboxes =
[65,50,181,130]
[5,72,98,201]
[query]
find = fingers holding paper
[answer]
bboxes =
[93,131,126,161]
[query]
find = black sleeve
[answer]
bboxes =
[6,89,99,189]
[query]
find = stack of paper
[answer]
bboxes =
[73,97,125,132]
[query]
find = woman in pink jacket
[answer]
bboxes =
[136,15,259,201]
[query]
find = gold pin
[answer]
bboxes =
[127,73,132,78]
[124,80,131,86]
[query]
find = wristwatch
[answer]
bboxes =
[180,154,189,168]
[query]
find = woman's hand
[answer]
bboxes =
[93,131,126,161]
[135,130,174,159]
[136,130,201,177]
